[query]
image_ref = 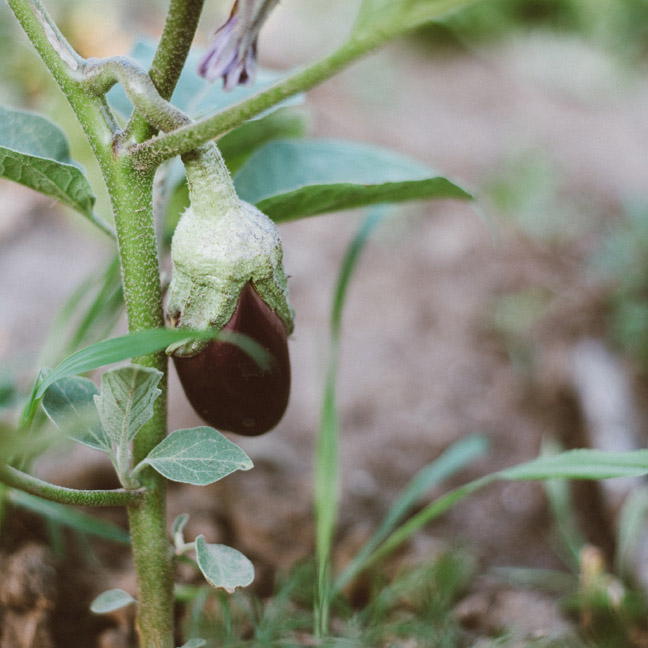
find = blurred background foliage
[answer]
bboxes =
[3,0,648,395]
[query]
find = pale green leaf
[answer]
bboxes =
[90,589,137,614]
[172,513,190,538]
[142,427,253,485]
[41,375,111,452]
[0,105,97,220]
[234,139,471,222]
[94,365,162,445]
[195,535,254,593]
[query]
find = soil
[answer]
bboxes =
[2,5,648,646]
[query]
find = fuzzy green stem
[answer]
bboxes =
[107,159,174,648]
[127,0,206,143]
[84,57,191,134]
[9,3,175,645]
[132,34,386,168]
[0,464,143,507]
[94,148,174,648]
[181,142,239,214]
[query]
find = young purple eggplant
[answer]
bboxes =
[167,144,294,435]
[173,281,290,436]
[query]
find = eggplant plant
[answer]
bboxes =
[0,0,474,645]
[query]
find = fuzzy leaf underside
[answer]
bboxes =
[195,535,254,593]
[94,365,163,446]
[143,426,253,485]
[42,375,111,452]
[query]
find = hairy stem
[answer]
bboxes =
[0,464,144,507]
[84,56,192,133]
[127,0,206,143]
[132,34,385,168]
[9,2,175,645]
[107,158,173,648]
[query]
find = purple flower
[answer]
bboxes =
[198,0,279,90]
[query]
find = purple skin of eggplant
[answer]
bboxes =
[173,281,290,436]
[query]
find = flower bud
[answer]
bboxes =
[167,144,294,435]
[198,0,280,90]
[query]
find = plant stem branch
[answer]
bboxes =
[128,0,206,143]
[0,464,143,507]
[132,33,385,168]
[84,57,192,133]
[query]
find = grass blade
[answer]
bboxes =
[363,448,648,574]
[335,433,489,591]
[23,328,270,420]
[314,207,388,635]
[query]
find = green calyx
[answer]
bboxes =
[167,143,294,356]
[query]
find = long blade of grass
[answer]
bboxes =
[335,433,489,591]
[362,448,648,575]
[35,329,270,399]
[21,328,271,426]
[364,474,496,569]
[314,207,388,635]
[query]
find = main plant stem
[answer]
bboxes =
[6,1,209,645]
[107,157,173,647]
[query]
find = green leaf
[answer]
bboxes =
[0,105,100,224]
[366,448,648,573]
[234,139,471,222]
[33,328,268,401]
[172,513,190,538]
[142,427,253,485]
[195,535,254,593]
[41,375,111,453]
[218,108,307,175]
[313,208,388,630]
[90,589,137,614]
[8,490,130,545]
[94,365,162,445]
[499,449,648,481]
